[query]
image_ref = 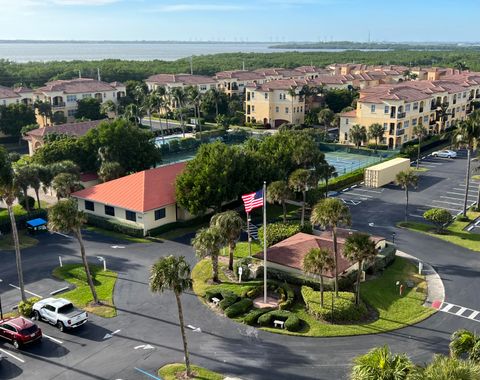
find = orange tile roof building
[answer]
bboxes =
[72,162,188,235]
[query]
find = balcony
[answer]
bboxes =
[396,129,405,136]
[419,107,424,113]
[52,102,66,109]
[397,112,406,119]
[429,119,437,126]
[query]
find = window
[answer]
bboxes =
[405,104,411,112]
[275,106,279,112]
[2,324,16,332]
[200,85,207,91]
[424,116,429,123]
[251,105,255,112]
[383,123,388,130]
[404,120,409,128]
[384,105,389,114]
[285,107,289,114]
[67,95,77,103]
[155,208,166,220]
[125,210,136,222]
[345,118,349,125]
[264,93,268,100]
[45,305,55,312]
[85,200,94,211]
[300,106,303,112]
[463,92,467,98]
[251,92,254,99]
[105,205,115,216]
[82,94,92,99]
[67,109,76,117]
[370,104,376,113]
[412,119,417,126]
[413,102,418,110]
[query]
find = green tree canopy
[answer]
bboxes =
[75,98,105,120]
[0,103,36,136]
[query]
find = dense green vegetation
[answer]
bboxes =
[3,49,480,88]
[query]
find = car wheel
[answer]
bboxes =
[433,154,437,157]
[57,321,65,332]
[447,155,451,158]
[33,310,41,321]
[13,340,20,349]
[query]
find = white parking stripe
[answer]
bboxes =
[8,284,42,298]
[43,334,63,344]
[432,200,463,206]
[442,303,454,312]
[456,307,467,316]
[0,348,25,363]
[350,188,383,194]
[469,311,479,320]
[440,196,464,201]
[427,205,460,212]
[347,192,373,198]
[446,191,476,197]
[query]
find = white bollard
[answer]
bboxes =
[103,259,107,272]
[59,256,63,267]
[418,262,423,275]
[238,266,243,283]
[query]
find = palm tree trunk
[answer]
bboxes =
[148,110,153,132]
[34,188,41,209]
[74,229,99,304]
[476,183,480,212]
[212,254,219,283]
[356,260,363,306]
[301,190,306,227]
[228,242,234,271]
[174,291,192,378]
[463,148,472,217]
[375,137,378,154]
[320,275,324,308]
[8,204,26,302]
[416,136,421,170]
[405,188,409,222]
[325,178,329,198]
[282,200,287,223]
[332,227,339,296]
[23,188,30,214]
[215,102,219,118]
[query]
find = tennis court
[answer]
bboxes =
[324,150,388,175]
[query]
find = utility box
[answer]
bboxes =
[364,158,411,188]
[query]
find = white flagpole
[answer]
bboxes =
[263,181,267,304]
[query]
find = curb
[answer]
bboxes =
[396,250,445,308]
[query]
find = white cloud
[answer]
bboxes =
[50,0,120,4]
[152,3,248,12]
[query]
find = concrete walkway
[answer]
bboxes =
[396,249,445,308]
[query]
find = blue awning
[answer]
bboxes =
[26,218,47,227]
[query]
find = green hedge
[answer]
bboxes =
[18,297,40,318]
[301,287,368,322]
[0,208,47,234]
[258,221,312,247]
[367,144,389,150]
[147,213,212,236]
[257,310,302,332]
[367,244,396,274]
[85,213,144,237]
[195,129,226,140]
[243,307,274,325]
[224,298,253,318]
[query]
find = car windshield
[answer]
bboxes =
[58,303,75,314]
[20,325,38,335]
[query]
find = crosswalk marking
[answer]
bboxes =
[442,303,454,312]
[438,302,480,323]
[469,311,479,320]
[456,307,467,315]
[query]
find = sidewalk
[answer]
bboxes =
[396,250,445,308]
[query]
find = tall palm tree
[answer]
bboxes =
[368,123,384,153]
[191,226,225,283]
[310,198,351,296]
[14,165,36,213]
[210,211,243,271]
[317,163,337,197]
[208,88,222,119]
[351,345,416,380]
[52,173,82,199]
[421,355,480,380]
[154,87,167,144]
[267,180,293,223]
[350,125,367,148]
[48,198,99,304]
[395,170,419,222]
[289,168,316,227]
[449,329,480,362]
[150,255,193,378]
[412,123,428,169]
[343,232,377,305]
[0,147,26,302]
[287,87,297,123]
[171,87,187,137]
[303,248,334,307]
[454,115,480,217]
[437,102,451,133]
[143,92,157,132]
[100,100,117,119]
[34,101,52,126]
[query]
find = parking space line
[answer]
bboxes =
[469,311,479,320]
[440,196,464,201]
[347,192,373,198]
[43,334,63,344]
[8,284,42,298]
[0,348,25,363]
[426,205,460,212]
[442,303,454,312]
[351,188,383,194]
[134,368,162,380]
[446,191,476,198]
[432,200,463,206]
[456,307,467,316]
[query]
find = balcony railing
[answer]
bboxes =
[397,112,406,119]
[52,102,66,108]
[396,129,405,136]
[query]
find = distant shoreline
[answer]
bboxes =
[0,40,272,45]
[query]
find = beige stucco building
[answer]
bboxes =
[0,86,34,107]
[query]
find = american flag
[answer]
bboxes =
[241,189,264,213]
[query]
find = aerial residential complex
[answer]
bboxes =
[0,85,34,106]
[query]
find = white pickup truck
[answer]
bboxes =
[32,298,88,332]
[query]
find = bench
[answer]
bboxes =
[274,320,285,329]
[211,297,220,306]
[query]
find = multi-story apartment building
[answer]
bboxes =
[215,70,266,97]
[245,79,307,127]
[0,86,34,107]
[339,75,480,149]
[34,78,126,126]
[145,73,218,94]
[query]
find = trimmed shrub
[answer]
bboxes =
[258,221,312,247]
[0,208,47,234]
[367,143,389,151]
[234,257,252,280]
[85,213,144,237]
[19,195,35,211]
[205,289,222,302]
[301,287,368,322]
[241,285,262,299]
[219,291,239,310]
[257,310,302,332]
[225,298,253,318]
[243,307,275,325]
[18,297,40,318]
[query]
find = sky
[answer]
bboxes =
[0,0,479,42]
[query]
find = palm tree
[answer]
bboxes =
[210,211,243,271]
[289,168,316,227]
[100,100,117,119]
[0,147,26,302]
[454,115,480,217]
[48,199,99,304]
[412,123,428,169]
[303,248,334,307]
[287,87,297,123]
[122,103,139,126]
[98,161,124,182]
[52,173,82,199]
[34,101,52,126]
[343,232,377,305]
[368,123,384,153]
[310,198,351,296]
[395,170,419,222]
[421,355,480,380]
[171,87,187,137]
[449,329,480,362]
[191,226,225,283]
[437,102,451,133]
[267,180,293,223]
[143,92,157,131]
[351,345,416,380]
[318,108,335,131]
[149,255,193,378]
[350,125,367,148]
[14,165,36,213]
[208,88,222,119]
[317,163,337,197]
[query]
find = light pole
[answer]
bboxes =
[392,232,396,244]
[0,279,3,319]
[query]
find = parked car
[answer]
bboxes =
[0,316,42,349]
[33,298,87,332]
[432,149,457,158]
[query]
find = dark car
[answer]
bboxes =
[0,317,42,349]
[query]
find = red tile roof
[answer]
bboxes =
[0,85,21,99]
[36,78,122,94]
[340,110,357,118]
[72,162,186,212]
[26,119,105,138]
[247,78,308,91]
[146,73,217,86]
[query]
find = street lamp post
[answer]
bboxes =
[0,279,3,320]
[392,232,396,244]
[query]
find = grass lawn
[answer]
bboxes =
[85,226,151,244]
[472,175,480,181]
[412,167,429,172]
[192,257,434,337]
[158,363,224,380]
[249,203,299,224]
[0,230,38,251]
[52,264,118,318]
[398,210,480,252]
[229,241,263,259]
[154,220,209,241]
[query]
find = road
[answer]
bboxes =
[1,151,479,379]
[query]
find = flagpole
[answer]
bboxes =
[263,181,267,304]
[247,212,252,258]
